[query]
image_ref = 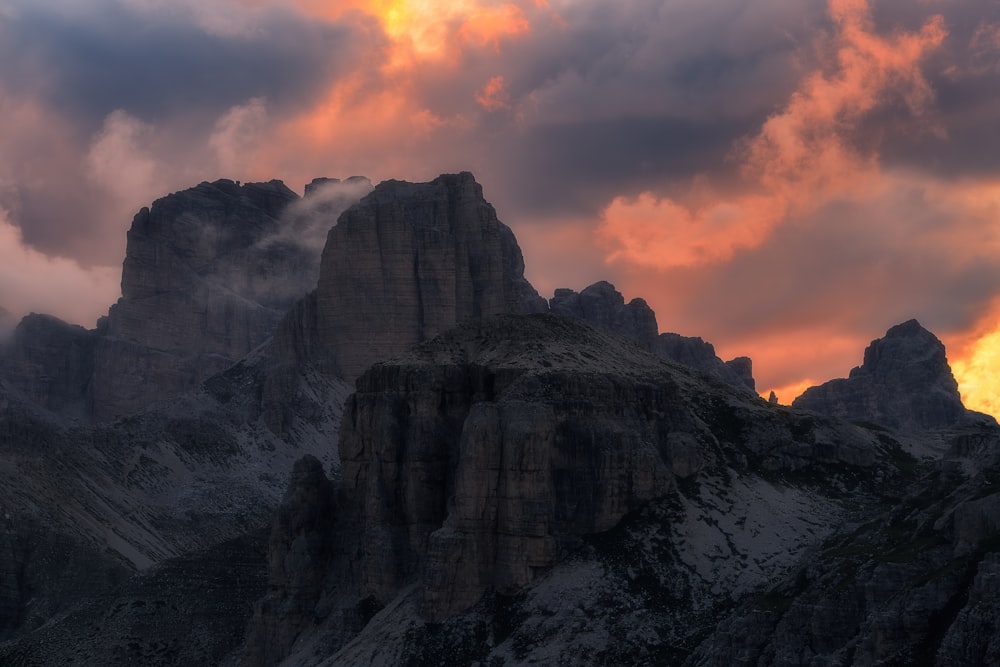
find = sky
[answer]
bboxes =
[2,0,1000,414]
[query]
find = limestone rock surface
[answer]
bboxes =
[656,333,756,392]
[243,314,901,665]
[314,172,547,378]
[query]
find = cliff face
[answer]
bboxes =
[313,172,547,378]
[0,314,96,419]
[793,319,972,431]
[241,314,906,665]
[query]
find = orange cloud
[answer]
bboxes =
[290,0,531,64]
[599,192,783,268]
[952,318,1000,418]
[591,0,1000,416]
[255,0,538,180]
[597,0,946,270]
[458,3,529,50]
[970,21,1000,74]
[476,75,511,110]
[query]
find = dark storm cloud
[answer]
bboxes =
[401,0,827,223]
[0,1,371,130]
[864,0,1000,177]
[494,116,757,219]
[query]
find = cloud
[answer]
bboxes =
[210,97,270,176]
[279,176,374,252]
[0,0,365,127]
[0,208,119,328]
[476,75,511,111]
[953,319,1000,417]
[86,110,161,210]
[0,0,381,268]
[597,0,947,269]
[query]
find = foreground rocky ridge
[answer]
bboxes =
[237,314,924,666]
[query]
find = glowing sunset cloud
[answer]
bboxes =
[597,0,946,269]
[476,75,511,111]
[291,0,531,63]
[953,322,1000,418]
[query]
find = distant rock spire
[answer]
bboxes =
[792,319,972,431]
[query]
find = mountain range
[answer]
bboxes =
[0,172,997,666]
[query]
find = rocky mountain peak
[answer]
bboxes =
[0,313,96,418]
[312,171,547,378]
[793,319,969,431]
[854,318,946,377]
[549,280,659,348]
[2,176,368,423]
[117,178,303,311]
[547,280,756,392]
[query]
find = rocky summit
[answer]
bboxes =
[313,171,547,378]
[1,172,998,667]
[793,319,974,432]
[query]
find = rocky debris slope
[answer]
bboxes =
[688,422,1000,667]
[0,316,353,650]
[793,319,974,432]
[238,314,911,666]
[549,281,756,392]
[0,529,268,667]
